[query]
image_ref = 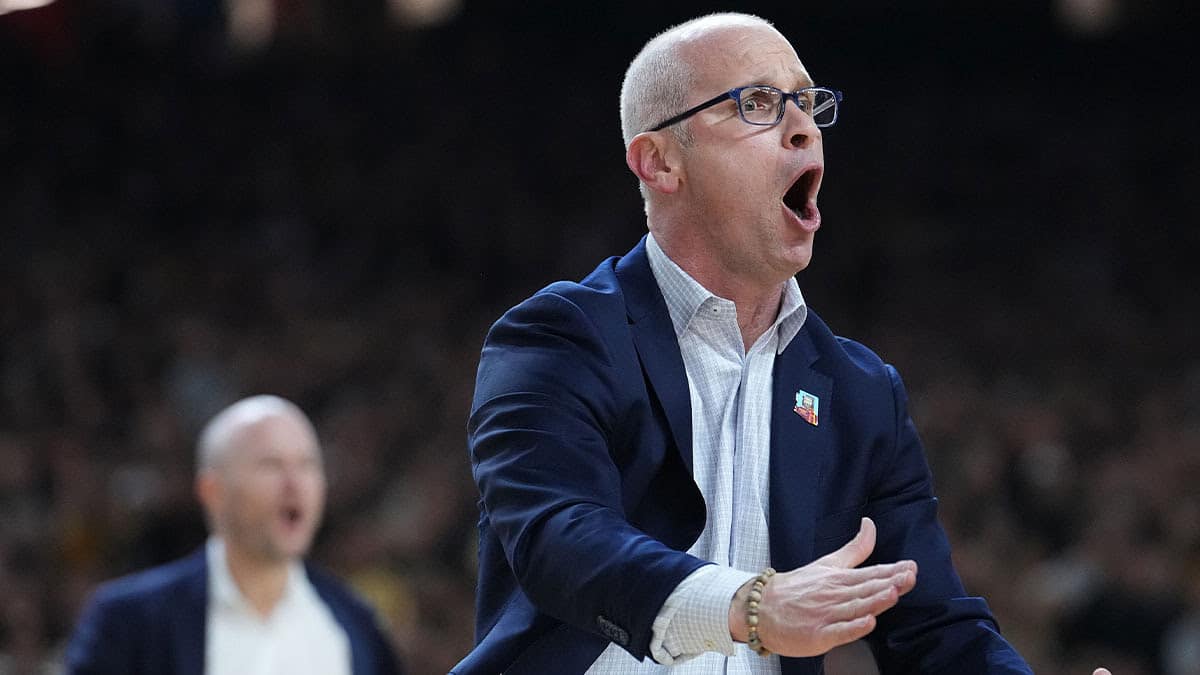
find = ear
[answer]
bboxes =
[195,469,221,522]
[626,132,683,195]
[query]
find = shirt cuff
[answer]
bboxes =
[648,565,757,665]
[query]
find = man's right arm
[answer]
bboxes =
[470,290,707,661]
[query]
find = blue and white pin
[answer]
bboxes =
[793,390,819,426]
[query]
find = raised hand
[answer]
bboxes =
[730,517,918,657]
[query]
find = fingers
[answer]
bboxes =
[824,564,915,620]
[891,562,918,595]
[835,565,915,596]
[820,613,877,648]
[837,586,898,623]
[818,517,876,568]
[771,561,916,607]
[820,560,917,592]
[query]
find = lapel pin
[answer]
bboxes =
[793,390,819,426]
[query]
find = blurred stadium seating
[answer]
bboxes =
[1,2,1197,673]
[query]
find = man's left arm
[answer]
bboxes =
[863,364,1033,674]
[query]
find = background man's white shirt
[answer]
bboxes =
[205,537,352,675]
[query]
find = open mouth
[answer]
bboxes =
[282,506,303,526]
[783,166,821,221]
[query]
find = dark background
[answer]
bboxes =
[1,1,1198,673]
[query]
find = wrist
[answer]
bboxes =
[745,567,776,656]
[728,578,753,643]
[728,568,776,654]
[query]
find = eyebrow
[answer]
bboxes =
[745,72,815,90]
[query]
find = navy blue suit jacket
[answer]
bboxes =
[454,237,1032,675]
[65,549,403,675]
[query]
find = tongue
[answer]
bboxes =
[786,200,821,233]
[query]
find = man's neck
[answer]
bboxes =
[650,228,787,351]
[683,273,786,352]
[652,222,792,348]
[731,285,785,352]
[223,542,293,619]
[691,269,786,351]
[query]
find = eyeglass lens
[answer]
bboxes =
[738,87,837,127]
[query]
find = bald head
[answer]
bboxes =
[619,12,777,148]
[196,395,316,471]
[194,395,326,564]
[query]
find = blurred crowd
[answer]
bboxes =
[2,2,1198,674]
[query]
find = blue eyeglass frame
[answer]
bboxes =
[647,85,843,132]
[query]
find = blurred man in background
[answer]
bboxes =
[65,395,403,675]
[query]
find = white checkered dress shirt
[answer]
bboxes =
[586,233,807,674]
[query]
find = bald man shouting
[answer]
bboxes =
[67,395,403,675]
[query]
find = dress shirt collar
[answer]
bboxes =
[645,232,807,353]
[206,537,309,616]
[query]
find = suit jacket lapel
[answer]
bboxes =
[769,326,833,571]
[615,237,694,472]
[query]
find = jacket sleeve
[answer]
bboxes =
[469,290,707,660]
[864,364,1032,674]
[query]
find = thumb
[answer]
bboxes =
[819,517,876,568]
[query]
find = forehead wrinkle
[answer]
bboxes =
[695,27,812,95]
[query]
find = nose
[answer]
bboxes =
[781,97,821,150]
[281,467,299,493]
[280,461,308,490]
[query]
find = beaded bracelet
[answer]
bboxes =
[746,566,776,656]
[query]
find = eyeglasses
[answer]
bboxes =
[647,85,843,133]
